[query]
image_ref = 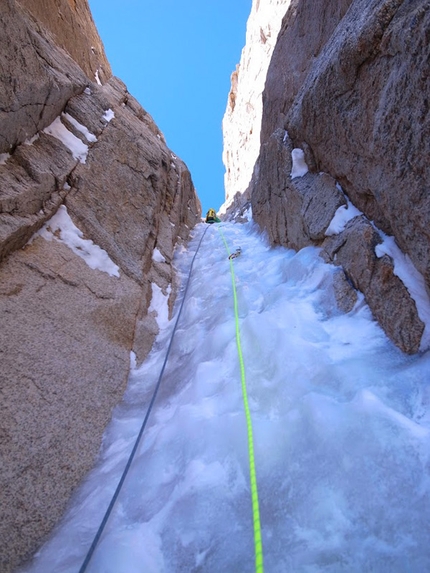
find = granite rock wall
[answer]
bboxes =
[0,2,200,571]
[242,0,429,353]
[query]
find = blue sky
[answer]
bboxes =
[88,0,252,215]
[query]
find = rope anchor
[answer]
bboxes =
[228,246,242,260]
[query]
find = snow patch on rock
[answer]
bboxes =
[290,148,309,179]
[43,117,89,163]
[63,112,97,143]
[376,233,430,350]
[34,205,120,277]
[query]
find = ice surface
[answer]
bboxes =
[290,148,309,179]
[43,117,89,163]
[20,221,430,573]
[34,205,120,277]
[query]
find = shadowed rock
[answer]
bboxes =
[245,0,429,354]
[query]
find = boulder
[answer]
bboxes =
[283,0,430,291]
[0,238,141,573]
[321,216,424,353]
[260,0,353,144]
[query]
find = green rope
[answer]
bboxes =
[217,225,264,573]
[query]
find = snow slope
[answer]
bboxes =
[21,221,430,572]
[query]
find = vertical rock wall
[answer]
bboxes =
[221,0,290,208]
[17,0,112,83]
[0,2,201,572]
[224,0,429,354]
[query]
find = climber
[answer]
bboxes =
[205,208,221,224]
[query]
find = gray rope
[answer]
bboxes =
[79,224,210,573]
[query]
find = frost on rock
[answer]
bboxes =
[24,134,39,146]
[129,351,137,371]
[290,148,309,179]
[43,117,89,163]
[34,205,120,277]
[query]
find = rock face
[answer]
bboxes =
[251,128,347,249]
[225,0,429,353]
[284,0,430,289]
[221,0,290,208]
[321,216,425,353]
[0,0,88,154]
[17,0,111,83]
[0,2,200,572]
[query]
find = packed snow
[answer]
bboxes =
[290,148,309,179]
[103,109,115,122]
[33,205,120,277]
[148,283,172,330]
[24,134,39,146]
[152,247,166,263]
[376,232,430,350]
[325,196,363,236]
[63,113,97,143]
[43,117,89,163]
[0,152,10,165]
[20,221,430,573]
